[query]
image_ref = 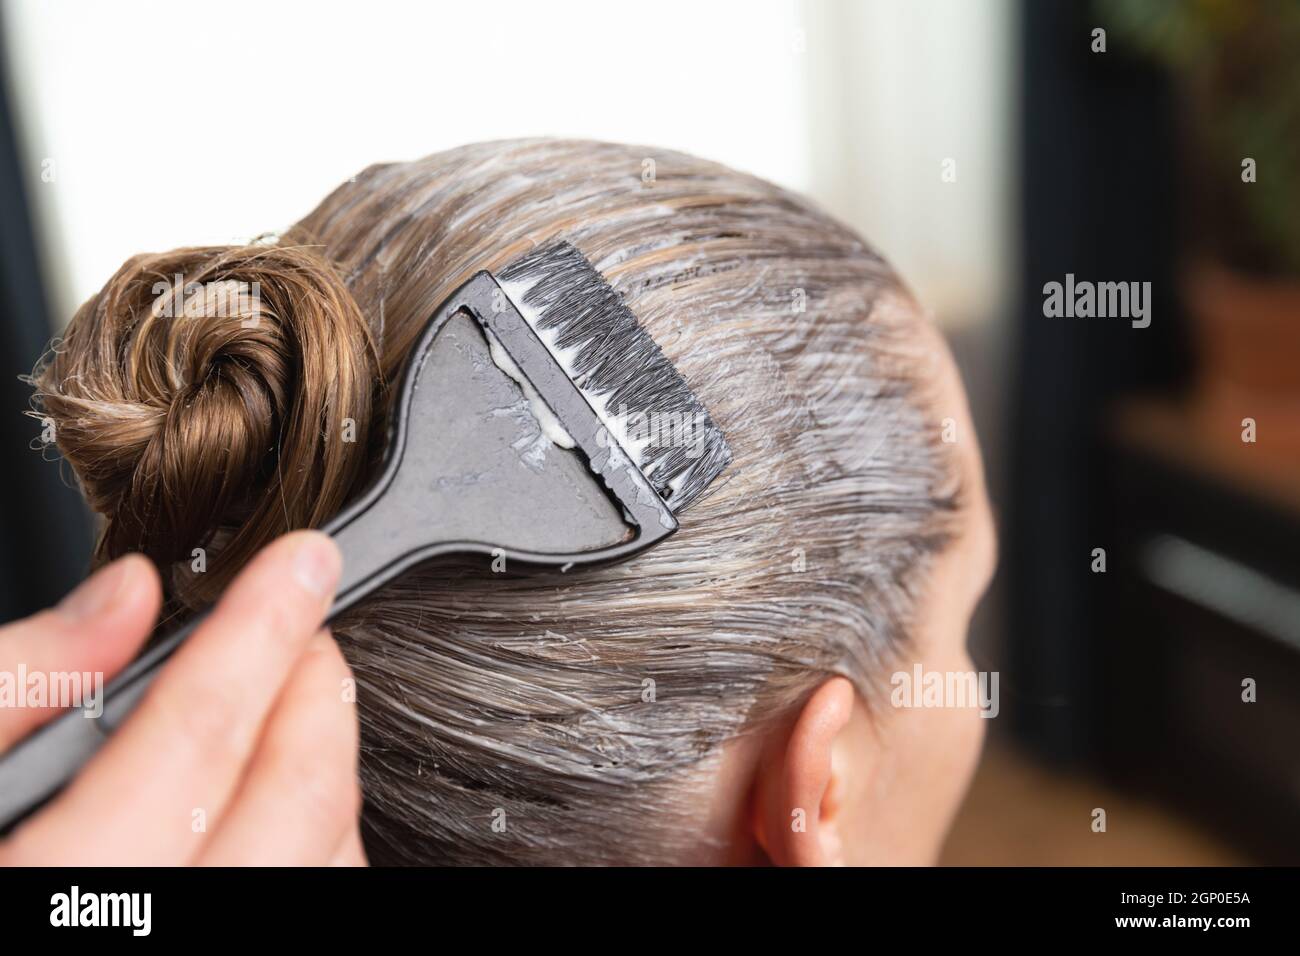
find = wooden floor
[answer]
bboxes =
[940,741,1250,866]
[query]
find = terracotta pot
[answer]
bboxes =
[1185,260,1300,456]
[1187,261,1300,394]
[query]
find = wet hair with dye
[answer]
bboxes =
[31,140,961,864]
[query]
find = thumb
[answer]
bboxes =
[0,554,161,751]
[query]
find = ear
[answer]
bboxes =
[750,676,858,866]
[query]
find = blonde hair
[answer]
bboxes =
[33,140,960,864]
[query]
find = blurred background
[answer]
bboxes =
[1,0,1295,863]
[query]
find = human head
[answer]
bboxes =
[32,139,994,864]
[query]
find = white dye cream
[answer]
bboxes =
[484,326,576,449]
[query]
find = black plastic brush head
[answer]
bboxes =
[322,240,732,612]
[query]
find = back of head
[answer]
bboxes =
[33,140,961,864]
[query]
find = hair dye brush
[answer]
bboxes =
[0,241,731,829]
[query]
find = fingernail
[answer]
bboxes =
[293,533,341,599]
[58,558,131,622]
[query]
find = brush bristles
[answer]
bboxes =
[499,241,731,514]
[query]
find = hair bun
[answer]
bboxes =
[32,241,380,609]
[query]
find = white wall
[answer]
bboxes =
[803,0,1016,327]
[5,0,1012,329]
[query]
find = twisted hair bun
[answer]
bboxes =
[32,240,380,610]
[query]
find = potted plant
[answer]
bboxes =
[1103,0,1300,452]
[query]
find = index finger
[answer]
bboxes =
[11,531,341,865]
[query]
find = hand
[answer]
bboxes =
[0,531,365,865]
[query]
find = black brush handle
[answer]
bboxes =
[0,501,401,833]
[0,615,203,832]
